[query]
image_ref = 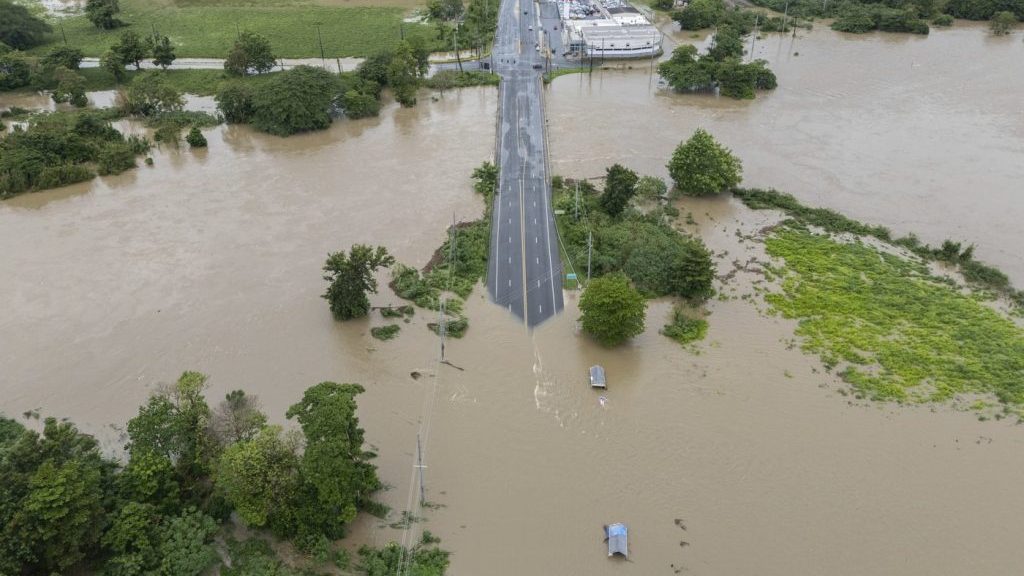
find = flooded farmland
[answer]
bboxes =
[3,24,1024,576]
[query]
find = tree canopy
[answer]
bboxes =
[667,129,742,196]
[250,66,339,136]
[599,164,639,217]
[322,245,395,320]
[224,31,276,76]
[85,0,123,29]
[0,0,51,50]
[579,273,647,346]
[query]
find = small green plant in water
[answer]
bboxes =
[370,324,401,341]
[661,306,708,346]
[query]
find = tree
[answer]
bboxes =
[322,245,395,320]
[113,30,148,70]
[86,0,123,30]
[357,50,393,86]
[579,273,647,346]
[154,507,219,576]
[341,89,381,118]
[210,390,267,445]
[121,71,184,116]
[224,31,275,76]
[126,371,214,501]
[150,34,176,69]
[284,382,380,537]
[427,0,464,20]
[250,65,339,136]
[52,66,89,107]
[185,127,207,148]
[0,0,52,50]
[657,44,714,92]
[0,418,111,575]
[102,501,161,574]
[991,10,1017,33]
[0,53,31,90]
[388,41,420,107]
[667,129,742,196]
[216,426,299,527]
[706,26,744,61]
[635,175,668,201]
[42,46,85,70]
[672,0,725,29]
[215,83,254,123]
[101,49,127,82]
[599,164,639,217]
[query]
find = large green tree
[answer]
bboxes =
[667,128,742,196]
[150,34,177,69]
[113,30,148,70]
[250,65,339,136]
[216,426,299,527]
[0,418,112,574]
[579,273,647,346]
[85,0,123,29]
[224,31,276,76]
[388,40,421,107]
[126,371,215,502]
[599,164,640,217]
[282,382,381,540]
[0,0,51,50]
[322,244,395,320]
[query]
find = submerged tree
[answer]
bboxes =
[667,129,742,196]
[579,273,647,346]
[322,245,395,320]
[599,163,639,217]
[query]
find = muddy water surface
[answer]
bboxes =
[2,25,1024,576]
[548,24,1024,284]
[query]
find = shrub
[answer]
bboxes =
[991,10,1017,34]
[250,66,339,136]
[120,72,184,116]
[0,53,31,90]
[341,89,380,119]
[43,47,85,70]
[933,13,954,25]
[0,0,52,50]
[215,83,255,124]
[185,127,207,148]
[662,307,709,345]
[97,142,137,175]
[370,324,401,340]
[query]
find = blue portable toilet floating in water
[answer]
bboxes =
[606,523,628,557]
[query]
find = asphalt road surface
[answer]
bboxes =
[487,0,565,327]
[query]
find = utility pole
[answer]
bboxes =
[315,23,325,69]
[454,23,464,73]
[574,181,580,220]
[587,230,592,281]
[782,0,790,34]
[749,14,759,63]
[60,24,67,46]
[416,433,426,504]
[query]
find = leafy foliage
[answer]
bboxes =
[658,42,776,100]
[120,71,184,116]
[225,31,276,76]
[215,83,255,123]
[357,541,451,576]
[323,245,396,320]
[216,426,299,527]
[990,10,1018,33]
[43,46,85,70]
[0,0,52,50]
[0,110,150,198]
[831,4,930,34]
[86,0,123,30]
[580,273,647,346]
[662,307,708,345]
[0,53,31,90]
[150,34,177,69]
[251,66,339,136]
[112,30,149,70]
[185,126,207,148]
[371,324,402,340]
[667,129,742,196]
[600,164,639,217]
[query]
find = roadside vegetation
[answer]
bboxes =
[0,372,448,574]
[553,157,716,347]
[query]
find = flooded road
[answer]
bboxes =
[548,23,1024,284]
[3,24,1024,576]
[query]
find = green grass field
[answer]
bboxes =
[30,0,437,58]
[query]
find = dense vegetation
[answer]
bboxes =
[749,0,1023,28]
[658,36,777,100]
[0,372,444,574]
[661,306,709,346]
[554,168,716,302]
[0,0,51,50]
[0,110,148,198]
[762,226,1024,414]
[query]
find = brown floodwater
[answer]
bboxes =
[3,25,1024,576]
[549,23,1024,285]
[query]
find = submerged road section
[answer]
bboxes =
[487,0,565,327]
